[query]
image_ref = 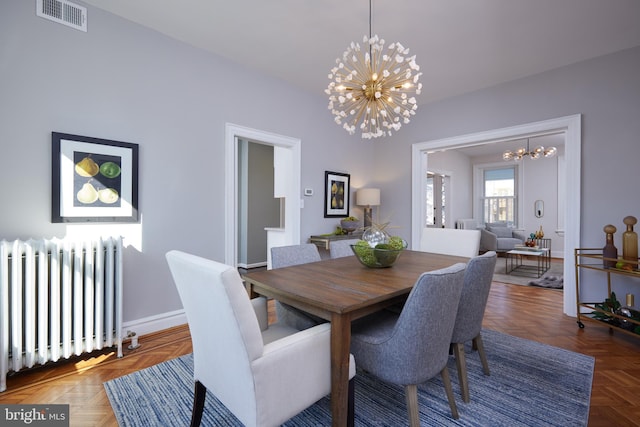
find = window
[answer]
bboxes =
[482,167,517,226]
[425,172,450,228]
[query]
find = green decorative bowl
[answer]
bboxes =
[350,243,406,268]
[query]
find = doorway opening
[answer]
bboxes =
[236,139,281,269]
[224,124,301,268]
[411,115,581,316]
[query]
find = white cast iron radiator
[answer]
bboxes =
[0,236,123,392]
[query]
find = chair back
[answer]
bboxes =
[420,227,480,258]
[271,243,321,268]
[456,219,479,230]
[329,239,360,259]
[166,250,262,419]
[384,263,466,384]
[451,251,497,343]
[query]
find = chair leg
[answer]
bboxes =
[347,378,355,427]
[452,342,470,403]
[440,367,459,420]
[473,335,491,376]
[191,381,207,427]
[404,384,421,427]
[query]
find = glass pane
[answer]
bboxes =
[441,176,446,227]
[482,166,516,225]
[484,167,515,197]
[426,175,434,226]
[484,196,515,224]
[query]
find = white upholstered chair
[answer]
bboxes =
[166,250,355,427]
[420,228,481,258]
[329,238,360,259]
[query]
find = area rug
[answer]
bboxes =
[528,274,564,289]
[493,260,564,288]
[104,329,593,427]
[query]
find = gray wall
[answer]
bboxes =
[374,46,640,300]
[2,0,640,325]
[374,46,640,251]
[0,0,372,325]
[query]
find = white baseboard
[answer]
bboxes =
[237,261,267,269]
[121,309,187,338]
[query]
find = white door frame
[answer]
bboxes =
[411,114,581,316]
[225,123,301,266]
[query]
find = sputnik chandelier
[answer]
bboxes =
[503,139,557,161]
[325,0,422,139]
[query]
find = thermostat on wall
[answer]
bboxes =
[304,188,313,196]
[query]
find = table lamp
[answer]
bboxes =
[356,188,380,228]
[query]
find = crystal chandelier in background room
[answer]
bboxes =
[325,0,422,139]
[503,138,557,161]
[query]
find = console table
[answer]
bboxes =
[309,232,363,250]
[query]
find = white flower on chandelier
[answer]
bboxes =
[325,34,422,139]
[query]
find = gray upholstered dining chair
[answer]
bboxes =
[166,250,355,427]
[329,239,360,259]
[350,263,467,426]
[271,244,327,330]
[450,251,497,403]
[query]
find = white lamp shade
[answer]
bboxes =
[356,188,380,206]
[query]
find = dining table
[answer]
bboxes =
[242,249,469,427]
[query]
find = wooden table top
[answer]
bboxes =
[243,250,469,319]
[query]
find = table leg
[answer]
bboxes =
[330,312,352,427]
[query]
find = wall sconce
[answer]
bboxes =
[534,200,544,218]
[356,188,380,228]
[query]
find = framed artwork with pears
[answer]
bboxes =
[51,132,139,223]
[324,171,350,218]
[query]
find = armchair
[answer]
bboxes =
[166,250,355,427]
[350,263,467,424]
[329,239,360,259]
[479,222,527,253]
[271,244,327,330]
[450,251,497,403]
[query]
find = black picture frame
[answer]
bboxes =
[324,171,350,218]
[51,132,139,223]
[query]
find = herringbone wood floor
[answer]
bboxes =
[1,279,639,426]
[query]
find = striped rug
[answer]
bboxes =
[104,329,593,426]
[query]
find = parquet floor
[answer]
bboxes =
[1,277,639,426]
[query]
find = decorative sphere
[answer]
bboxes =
[362,226,389,248]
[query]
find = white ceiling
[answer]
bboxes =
[81,0,640,105]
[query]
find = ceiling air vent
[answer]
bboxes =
[36,0,87,32]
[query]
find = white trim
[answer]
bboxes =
[412,114,581,316]
[237,261,268,269]
[122,309,187,338]
[225,124,301,266]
